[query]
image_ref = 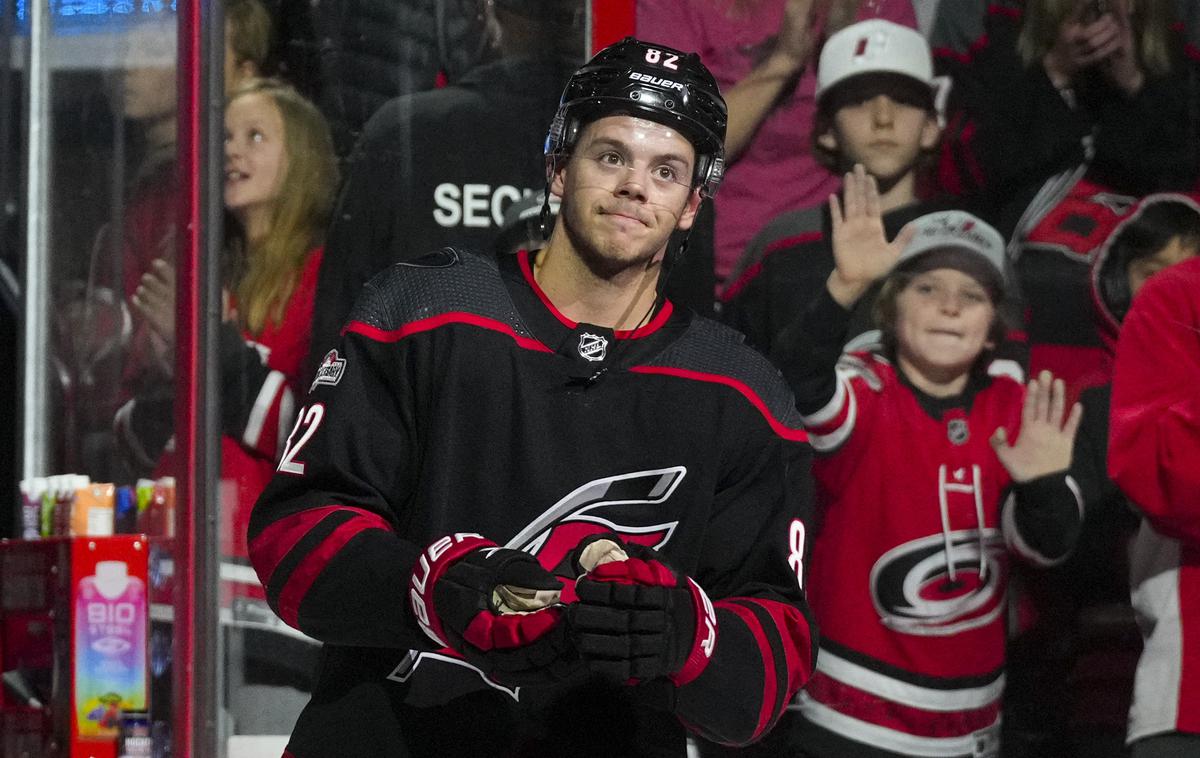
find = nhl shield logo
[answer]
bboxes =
[947,418,969,445]
[578,332,608,362]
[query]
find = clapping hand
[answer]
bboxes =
[990,370,1084,482]
[826,165,916,308]
[131,258,176,344]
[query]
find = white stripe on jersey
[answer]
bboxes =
[803,374,857,453]
[242,370,287,450]
[276,384,297,459]
[1128,521,1185,744]
[815,648,1005,712]
[796,692,1001,757]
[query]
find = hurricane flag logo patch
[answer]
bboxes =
[577,332,608,362]
[310,349,347,392]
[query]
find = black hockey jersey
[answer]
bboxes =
[250,249,818,757]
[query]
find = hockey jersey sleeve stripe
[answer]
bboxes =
[716,601,779,741]
[801,375,857,453]
[629,366,809,442]
[249,504,393,595]
[344,313,554,353]
[729,597,817,712]
[275,512,394,628]
[241,370,288,452]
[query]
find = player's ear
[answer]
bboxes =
[675,189,703,231]
[549,157,568,199]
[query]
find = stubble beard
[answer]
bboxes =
[563,203,668,281]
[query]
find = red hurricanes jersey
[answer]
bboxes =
[797,352,1072,757]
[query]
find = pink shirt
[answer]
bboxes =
[637,0,918,286]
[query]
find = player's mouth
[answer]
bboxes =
[225,168,250,183]
[600,204,650,226]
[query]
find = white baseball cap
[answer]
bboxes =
[897,210,1008,286]
[816,19,934,100]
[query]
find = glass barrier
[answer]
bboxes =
[11,0,605,755]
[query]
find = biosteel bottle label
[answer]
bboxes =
[74,559,147,737]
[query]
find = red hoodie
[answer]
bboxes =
[1108,254,1200,742]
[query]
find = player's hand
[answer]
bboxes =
[826,165,915,307]
[409,533,581,686]
[570,537,717,686]
[990,370,1084,482]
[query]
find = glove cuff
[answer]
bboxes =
[408,533,496,648]
[669,578,718,686]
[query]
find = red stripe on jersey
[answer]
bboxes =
[344,314,554,353]
[805,669,1002,738]
[719,261,763,303]
[629,365,809,442]
[1178,543,1200,732]
[516,250,674,338]
[718,600,779,742]
[249,505,392,589]
[276,514,392,628]
[719,231,824,303]
[743,597,816,698]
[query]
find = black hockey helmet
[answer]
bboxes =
[545,36,728,198]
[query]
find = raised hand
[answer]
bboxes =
[773,0,818,70]
[826,164,916,307]
[990,370,1084,482]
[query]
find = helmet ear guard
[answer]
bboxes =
[544,37,728,199]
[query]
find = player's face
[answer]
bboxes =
[821,89,939,187]
[224,92,287,218]
[1127,235,1198,298]
[894,268,996,384]
[553,116,701,277]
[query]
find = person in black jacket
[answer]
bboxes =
[304,0,583,378]
[929,0,1200,397]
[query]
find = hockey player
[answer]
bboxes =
[248,37,817,757]
[721,18,952,355]
[767,170,1083,758]
[1109,253,1200,758]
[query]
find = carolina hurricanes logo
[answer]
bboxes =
[870,530,1007,636]
[388,467,685,699]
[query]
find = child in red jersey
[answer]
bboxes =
[769,167,1083,758]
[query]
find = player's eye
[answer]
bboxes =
[913,282,936,295]
[653,164,679,183]
[250,129,265,143]
[961,289,987,304]
[597,151,623,166]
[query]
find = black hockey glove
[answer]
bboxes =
[408,533,581,686]
[570,537,718,686]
